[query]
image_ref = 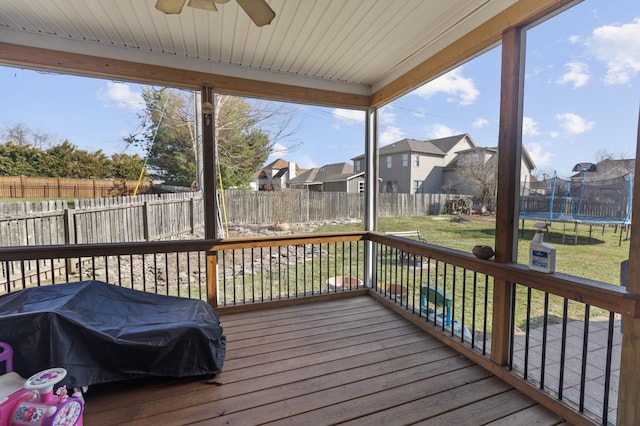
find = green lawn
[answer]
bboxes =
[314,215,629,329]
[314,214,629,285]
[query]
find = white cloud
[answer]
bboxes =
[555,112,594,135]
[332,108,365,127]
[98,82,144,111]
[426,124,456,139]
[380,126,405,145]
[472,118,489,128]
[525,66,542,79]
[379,105,396,125]
[568,35,581,44]
[413,68,479,105]
[523,116,540,136]
[556,62,590,88]
[549,131,560,139]
[266,143,291,164]
[291,154,317,169]
[585,18,640,85]
[525,142,554,167]
[270,142,289,157]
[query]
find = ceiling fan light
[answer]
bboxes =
[155,0,187,14]
[188,0,217,12]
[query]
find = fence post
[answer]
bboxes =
[191,196,196,235]
[142,201,150,241]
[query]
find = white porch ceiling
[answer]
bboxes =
[0,0,519,98]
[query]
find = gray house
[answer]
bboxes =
[288,162,364,192]
[352,134,476,194]
[443,146,536,197]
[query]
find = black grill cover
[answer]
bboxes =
[0,280,225,388]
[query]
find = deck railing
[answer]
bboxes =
[211,233,366,306]
[369,232,637,426]
[0,241,211,300]
[1,231,637,425]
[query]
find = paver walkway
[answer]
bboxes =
[510,316,621,424]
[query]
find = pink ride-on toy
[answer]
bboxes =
[0,342,84,426]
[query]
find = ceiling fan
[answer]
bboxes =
[155,0,275,27]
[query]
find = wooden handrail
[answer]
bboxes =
[0,231,367,260]
[368,231,640,317]
[1,230,636,317]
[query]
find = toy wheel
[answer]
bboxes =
[24,367,67,391]
[51,399,83,426]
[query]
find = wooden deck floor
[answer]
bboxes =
[83,295,567,425]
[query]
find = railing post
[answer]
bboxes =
[491,26,525,365]
[617,105,640,425]
[207,252,218,308]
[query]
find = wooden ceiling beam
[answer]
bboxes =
[0,41,370,109]
[0,0,577,110]
[370,0,578,107]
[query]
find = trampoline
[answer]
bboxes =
[520,170,633,244]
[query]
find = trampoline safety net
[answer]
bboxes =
[520,172,633,225]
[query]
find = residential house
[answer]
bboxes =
[443,146,536,198]
[253,158,303,191]
[288,162,364,192]
[352,134,476,194]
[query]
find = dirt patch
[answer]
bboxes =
[225,218,361,237]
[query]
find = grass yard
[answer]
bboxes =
[314,214,630,330]
[314,214,629,285]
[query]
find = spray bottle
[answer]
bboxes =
[529,222,556,273]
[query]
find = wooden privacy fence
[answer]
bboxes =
[0,192,204,287]
[0,190,463,287]
[0,192,203,247]
[0,190,468,247]
[222,190,467,224]
[0,176,151,198]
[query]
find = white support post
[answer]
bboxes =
[364,107,379,288]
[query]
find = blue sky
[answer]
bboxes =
[0,0,638,180]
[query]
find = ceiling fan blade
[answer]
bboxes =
[235,0,275,27]
[188,0,217,12]
[155,0,187,14]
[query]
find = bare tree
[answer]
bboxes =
[214,95,301,170]
[445,150,497,210]
[125,89,300,188]
[1,122,54,148]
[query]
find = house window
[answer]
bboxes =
[358,180,365,193]
[383,180,397,193]
[355,160,361,172]
[413,154,420,167]
[386,156,392,168]
[413,180,423,194]
[402,154,408,167]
